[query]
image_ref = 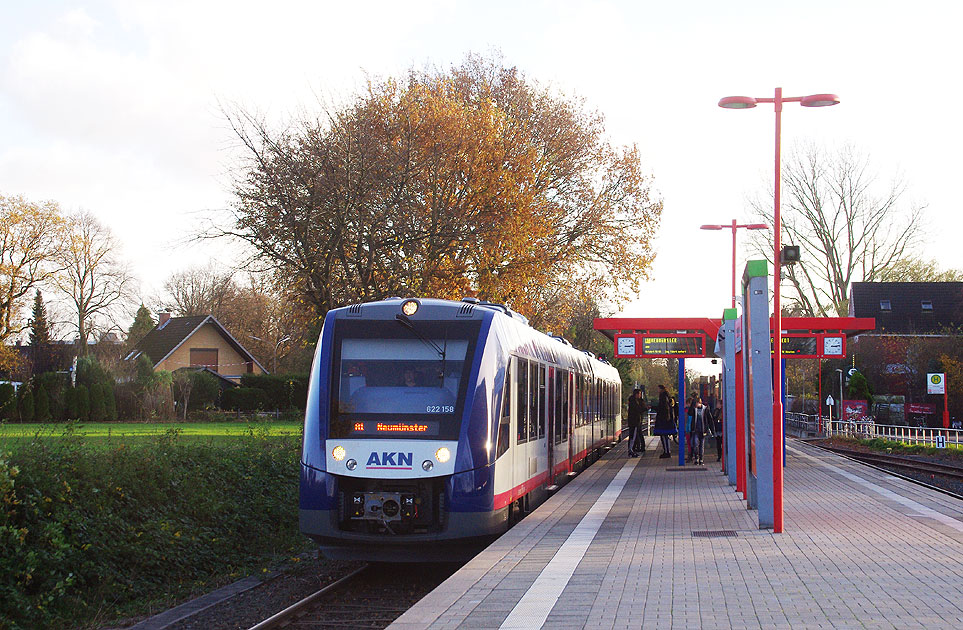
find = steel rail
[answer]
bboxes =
[246,564,369,630]
[821,446,963,480]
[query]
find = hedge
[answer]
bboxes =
[0,430,306,629]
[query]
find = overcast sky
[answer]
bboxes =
[2,1,960,341]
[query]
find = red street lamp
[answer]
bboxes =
[718,88,839,534]
[700,221,769,308]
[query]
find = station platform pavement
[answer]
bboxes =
[389,438,963,629]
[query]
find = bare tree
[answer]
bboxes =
[749,144,925,316]
[53,211,136,354]
[163,264,238,316]
[876,257,963,282]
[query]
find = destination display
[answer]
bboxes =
[614,334,707,358]
[767,334,846,359]
[350,420,440,435]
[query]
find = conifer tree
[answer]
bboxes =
[28,290,51,347]
[127,304,155,347]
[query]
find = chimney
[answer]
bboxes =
[158,312,171,328]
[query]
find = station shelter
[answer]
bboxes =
[594,260,874,532]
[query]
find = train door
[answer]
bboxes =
[494,359,513,498]
[546,366,555,484]
[537,364,548,484]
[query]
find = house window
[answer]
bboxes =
[879,300,892,311]
[190,348,218,369]
[922,300,933,311]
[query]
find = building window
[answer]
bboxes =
[879,300,892,311]
[190,348,218,369]
[922,300,933,311]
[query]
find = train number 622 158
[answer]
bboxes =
[426,405,454,413]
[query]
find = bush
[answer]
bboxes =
[222,387,267,412]
[34,373,67,422]
[189,371,220,410]
[0,383,15,421]
[33,383,50,423]
[239,374,308,411]
[0,431,306,629]
[17,388,33,423]
[66,385,90,421]
[89,383,106,422]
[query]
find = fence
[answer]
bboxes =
[785,411,963,448]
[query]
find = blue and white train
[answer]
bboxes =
[299,297,622,561]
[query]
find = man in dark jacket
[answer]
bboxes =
[626,389,646,457]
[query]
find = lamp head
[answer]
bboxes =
[800,93,840,107]
[700,224,723,230]
[718,96,757,109]
[747,223,769,230]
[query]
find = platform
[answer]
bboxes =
[389,438,963,629]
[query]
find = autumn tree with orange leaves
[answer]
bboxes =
[221,55,661,331]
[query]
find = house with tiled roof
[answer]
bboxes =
[849,282,963,333]
[848,282,963,426]
[124,313,267,382]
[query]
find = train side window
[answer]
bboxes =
[497,361,512,458]
[517,358,529,444]
[538,365,547,440]
[554,369,564,445]
[528,362,539,441]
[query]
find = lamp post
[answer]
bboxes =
[700,221,769,308]
[250,335,292,374]
[836,368,844,424]
[718,88,839,533]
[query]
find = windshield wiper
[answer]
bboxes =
[395,314,447,386]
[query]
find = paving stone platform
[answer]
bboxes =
[389,438,963,629]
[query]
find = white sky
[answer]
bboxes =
[2,1,961,347]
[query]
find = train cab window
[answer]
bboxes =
[496,362,512,458]
[329,319,479,440]
[517,358,529,444]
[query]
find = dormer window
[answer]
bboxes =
[879,300,892,311]
[922,300,933,311]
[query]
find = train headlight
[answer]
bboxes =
[346,459,357,471]
[401,299,419,316]
[422,460,434,472]
[332,445,346,461]
[434,447,451,463]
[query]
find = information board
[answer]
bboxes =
[765,333,846,359]
[614,334,707,358]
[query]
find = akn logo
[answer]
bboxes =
[366,452,413,469]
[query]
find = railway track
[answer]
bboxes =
[247,562,459,630]
[818,445,963,480]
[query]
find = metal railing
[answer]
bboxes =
[785,411,963,447]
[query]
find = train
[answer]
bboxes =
[299,297,622,561]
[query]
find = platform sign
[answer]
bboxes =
[614,333,707,358]
[927,373,945,394]
[936,435,947,449]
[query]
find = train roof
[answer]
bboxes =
[331,297,618,378]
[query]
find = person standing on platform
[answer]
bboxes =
[654,385,674,458]
[713,400,724,462]
[626,389,645,457]
[690,397,710,466]
[685,394,699,462]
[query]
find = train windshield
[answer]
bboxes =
[329,319,480,439]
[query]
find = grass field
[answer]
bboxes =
[0,420,303,449]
